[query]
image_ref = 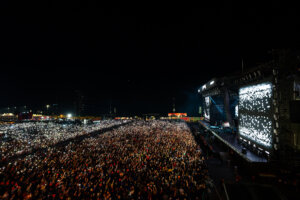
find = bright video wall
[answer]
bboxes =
[204,96,211,121]
[238,82,273,148]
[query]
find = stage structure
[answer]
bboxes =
[198,50,300,163]
[198,78,238,127]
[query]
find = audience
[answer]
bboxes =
[0,120,211,199]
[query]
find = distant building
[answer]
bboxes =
[0,113,17,122]
[168,113,187,119]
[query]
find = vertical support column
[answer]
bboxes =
[272,68,280,159]
[224,87,233,126]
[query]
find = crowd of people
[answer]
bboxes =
[0,120,212,199]
[0,120,125,161]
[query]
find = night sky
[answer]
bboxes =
[1,5,300,115]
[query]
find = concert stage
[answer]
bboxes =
[200,120,268,163]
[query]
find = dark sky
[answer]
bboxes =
[1,5,300,115]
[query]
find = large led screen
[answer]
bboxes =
[204,96,211,121]
[235,105,238,118]
[238,82,273,148]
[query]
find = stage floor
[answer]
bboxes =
[200,121,268,163]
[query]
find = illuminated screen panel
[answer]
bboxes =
[235,105,238,117]
[238,82,273,148]
[204,96,211,121]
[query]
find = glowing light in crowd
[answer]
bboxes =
[210,80,215,85]
[67,114,72,118]
[238,82,273,148]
